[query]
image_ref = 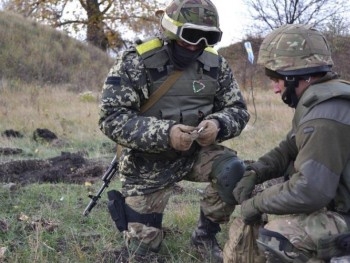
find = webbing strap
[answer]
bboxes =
[140,70,183,114]
[116,70,183,157]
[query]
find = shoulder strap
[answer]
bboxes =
[117,70,182,158]
[140,70,183,113]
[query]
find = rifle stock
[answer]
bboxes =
[83,155,118,216]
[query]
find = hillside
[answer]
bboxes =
[0,11,114,91]
[1,10,350,93]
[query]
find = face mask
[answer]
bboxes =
[169,41,204,70]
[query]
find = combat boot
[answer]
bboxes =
[191,209,223,263]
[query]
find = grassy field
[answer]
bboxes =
[0,10,295,263]
[0,82,293,262]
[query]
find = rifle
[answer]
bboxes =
[83,155,118,216]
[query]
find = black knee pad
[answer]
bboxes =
[107,190,163,232]
[211,152,245,205]
[124,205,163,229]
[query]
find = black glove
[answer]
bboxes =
[240,198,262,225]
[232,170,257,204]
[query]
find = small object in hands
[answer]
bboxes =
[190,127,205,140]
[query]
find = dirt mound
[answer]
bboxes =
[0,151,112,185]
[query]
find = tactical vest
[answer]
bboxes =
[293,79,350,214]
[135,38,219,127]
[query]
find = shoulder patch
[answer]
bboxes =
[136,38,162,55]
[105,76,120,86]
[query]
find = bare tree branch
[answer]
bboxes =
[245,0,350,35]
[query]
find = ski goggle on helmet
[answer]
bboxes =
[159,0,223,46]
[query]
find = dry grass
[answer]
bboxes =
[221,88,294,160]
[0,11,113,90]
[0,82,112,161]
[0,11,297,262]
[0,84,101,139]
[0,78,293,163]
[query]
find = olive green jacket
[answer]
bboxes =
[249,74,350,215]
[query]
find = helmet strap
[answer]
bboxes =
[282,76,299,108]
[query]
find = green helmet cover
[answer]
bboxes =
[257,24,333,75]
[161,0,220,41]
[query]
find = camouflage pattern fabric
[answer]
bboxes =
[99,22,249,256]
[165,0,219,26]
[124,188,172,252]
[265,209,348,259]
[257,24,333,72]
[99,43,249,197]
[224,177,350,262]
[124,144,237,252]
[223,217,265,263]
[223,177,284,263]
[224,165,350,262]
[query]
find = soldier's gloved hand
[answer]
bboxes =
[240,198,262,225]
[169,124,196,151]
[233,170,257,204]
[196,119,220,146]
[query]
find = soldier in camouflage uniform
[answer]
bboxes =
[224,24,350,262]
[99,0,250,262]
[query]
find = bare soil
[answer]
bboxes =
[0,150,111,185]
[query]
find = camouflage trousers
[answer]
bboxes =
[265,209,348,258]
[124,144,236,254]
[223,209,349,263]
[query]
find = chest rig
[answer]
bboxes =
[136,38,220,127]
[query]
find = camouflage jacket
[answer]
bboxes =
[99,39,250,196]
[249,73,350,215]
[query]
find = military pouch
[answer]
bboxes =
[317,231,350,260]
[107,190,128,232]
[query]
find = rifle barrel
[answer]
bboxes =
[82,155,118,216]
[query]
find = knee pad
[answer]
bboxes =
[211,152,245,205]
[107,190,163,232]
[257,227,311,263]
[125,205,163,229]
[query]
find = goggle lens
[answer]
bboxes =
[180,27,222,46]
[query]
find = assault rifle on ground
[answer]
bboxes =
[83,155,118,216]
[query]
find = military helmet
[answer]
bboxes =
[158,0,222,46]
[257,24,333,76]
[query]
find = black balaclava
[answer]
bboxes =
[168,41,204,70]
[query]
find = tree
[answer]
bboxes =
[2,0,164,52]
[245,0,350,35]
